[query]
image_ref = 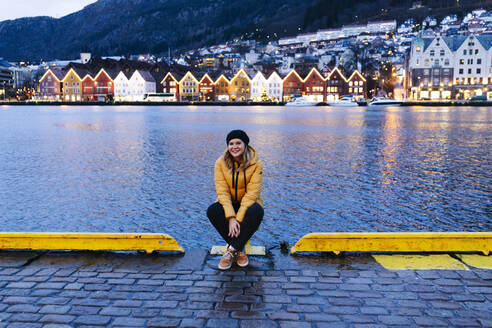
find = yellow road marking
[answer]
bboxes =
[0,232,184,254]
[291,232,492,254]
[372,254,469,270]
[457,254,492,269]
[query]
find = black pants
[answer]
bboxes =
[207,202,263,251]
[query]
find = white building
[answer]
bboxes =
[114,71,132,101]
[251,71,267,101]
[129,70,156,101]
[409,34,492,100]
[266,71,283,101]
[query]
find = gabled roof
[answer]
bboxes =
[282,70,303,82]
[230,69,251,82]
[215,74,230,84]
[266,71,282,81]
[179,71,199,84]
[347,70,366,82]
[114,71,130,81]
[327,67,347,81]
[61,68,85,81]
[133,70,155,82]
[476,34,492,50]
[442,35,467,51]
[251,71,266,81]
[93,68,112,81]
[39,69,65,82]
[199,73,214,83]
[422,38,434,52]
[81,74,94,82]
[303,67,325,82]
[161,72,179,84]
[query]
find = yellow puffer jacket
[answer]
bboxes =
[214,146,263,223]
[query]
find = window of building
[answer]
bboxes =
[440,50,445,56]
[463,49,466,55]
[445,59,449,66]
[468,68,472,74]
[430,50,435,56]
[459,69,463,74]
[477,68,481,74]
[424,59,429,66]
[460,59,464,64]
[424,69,429,75]
[477,59,482,65]
[434,59,439,66]
[475,49,479,55]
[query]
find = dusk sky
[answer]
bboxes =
[0,0,97,22]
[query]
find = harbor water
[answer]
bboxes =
[0,105,490,249]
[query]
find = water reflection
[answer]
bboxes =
[0,105,490,248]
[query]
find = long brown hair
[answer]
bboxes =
[223,145,252,171]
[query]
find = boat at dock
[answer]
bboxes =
[285,96,320,107]
[368,97,402,106]
[327,95,360,107]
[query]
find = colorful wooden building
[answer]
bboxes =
[346,71,366,100]
[325,67,347,101]
[303,68,325,102]
[62,68,85,102]
[38,69,65,100]
[81,73,95,101]
[179,71,200,101]
[161,72,180,101]
[198,73,215,101]
[92,69,114,101]
[282,70,304,101]
[215,74,230,101]
[229,69,251,101]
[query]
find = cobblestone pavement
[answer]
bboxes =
[0,249,491,327]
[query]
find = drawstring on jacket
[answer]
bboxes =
[232,161,247,203]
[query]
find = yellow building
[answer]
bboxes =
[215,74,230,101]
[229,69,251,101]
[178,71,200,101]
[62,68,84,101]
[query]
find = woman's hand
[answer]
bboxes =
[228,218,240,238]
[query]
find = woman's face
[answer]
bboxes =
[228,138,245,159]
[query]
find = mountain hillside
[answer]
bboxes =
[0,0,491,61]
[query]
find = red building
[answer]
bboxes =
[161,72,180,101]
[81,74,94,101]
[92,69,114,101]
[346,71,367,100]
[325,67,347,101]
[282,70,304,101]
[303,68,325,102]
[199,74,215,101]
[38,69,65,100]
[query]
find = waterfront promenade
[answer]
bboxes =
[1,249,491,327]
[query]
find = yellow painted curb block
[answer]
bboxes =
[372,254,469,270]
[291,232,492,255]
[457,254,492,270]
[0,232,184,254]
[210,241,265,256]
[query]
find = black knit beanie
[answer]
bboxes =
[226,130,249,145]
